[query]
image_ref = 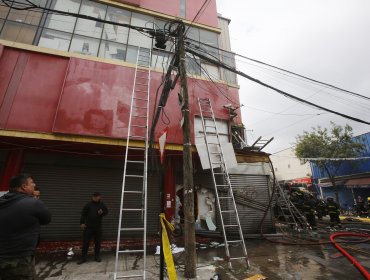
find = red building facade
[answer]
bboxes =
[0,0,248,239]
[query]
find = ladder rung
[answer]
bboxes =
[221,210,235,213]
[131,125,147,128]
[134,90,148,93]
[219,196,232,199]
[227,240,242,244]
[118,249,144,254]
[127,147,145,151]
[214,173,225,175]
[133,97,148,101]
[115,274,144,279]
[230,257,247,261]
[132,115,146,118]
[124,190,143,194]
[135,82,148,86]
[216,184,229,187]
[122,208,143,212]
[224,225,238,227]
[120,228,144,231]
[127,160,144,163]
[132,106,147,109]
[129,136,146,139]
[126,175,144,178]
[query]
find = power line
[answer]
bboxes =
[185,38,370,101]
[186,46,370,126]
[243,104,327,116]
[184,0,212,36]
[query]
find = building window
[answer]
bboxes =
[0,0,46,44]
[70,35,99,56]
[186,56,201,76]
[44,0,80,33]
[128,12,153,49]
[219,49,237,84]
[1,21,37,44]
[99,41,127,61]
[0,5,10,19]
[151,49,173,70]
[0,1,235,85]
[38,29,71,51]
[74,0,106,39]
[103,6,130,44]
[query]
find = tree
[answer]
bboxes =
[295,122,364,204]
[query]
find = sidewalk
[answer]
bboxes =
[35,226,370,280]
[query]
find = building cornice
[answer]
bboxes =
[0,129,186,151]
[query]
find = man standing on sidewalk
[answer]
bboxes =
[0,174,51,279]
[78,192,108,264]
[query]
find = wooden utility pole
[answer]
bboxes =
[177,23,196,278]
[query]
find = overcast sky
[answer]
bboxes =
[215,0,370,154]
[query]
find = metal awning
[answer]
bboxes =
[345,177,370,188]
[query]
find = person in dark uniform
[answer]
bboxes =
[78,192,108,264]
[302,195,317,229]
[326,197,342,228]
[315,199,327,220]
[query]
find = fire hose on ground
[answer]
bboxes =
[330,232,370,280]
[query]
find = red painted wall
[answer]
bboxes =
[0,46,241,145]
[138,0,218,28]
[185,0,218,28]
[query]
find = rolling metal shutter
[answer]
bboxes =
[23,153,160,240]
[228,174,274,234]
[193,172,274,234]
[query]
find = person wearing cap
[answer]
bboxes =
[0,173,51,279]
[78,192,108,264]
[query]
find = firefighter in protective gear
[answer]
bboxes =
[302,195,317,229]
[326,197,342,228]
[315,199,327,220]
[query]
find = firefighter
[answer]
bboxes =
[302,194,317,229]
[326,197,342,228]
[315,199,327,220]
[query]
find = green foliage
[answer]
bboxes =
[295,122,364,163]
[295,122,364,178]
[295,122,364,204]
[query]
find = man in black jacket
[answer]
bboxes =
[78,192,108,264]
[0,173,51,280]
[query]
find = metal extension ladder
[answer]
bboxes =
[274,182,311,231]
[197,97,250,268]
[114,47,152,280]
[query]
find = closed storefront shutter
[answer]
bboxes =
[23,152,160,240]
[193,172,274,234]
[228,174,274,234]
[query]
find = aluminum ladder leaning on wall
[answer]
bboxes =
[114,47,152,280]
[197,97,250,269]
[274,182,311,232]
